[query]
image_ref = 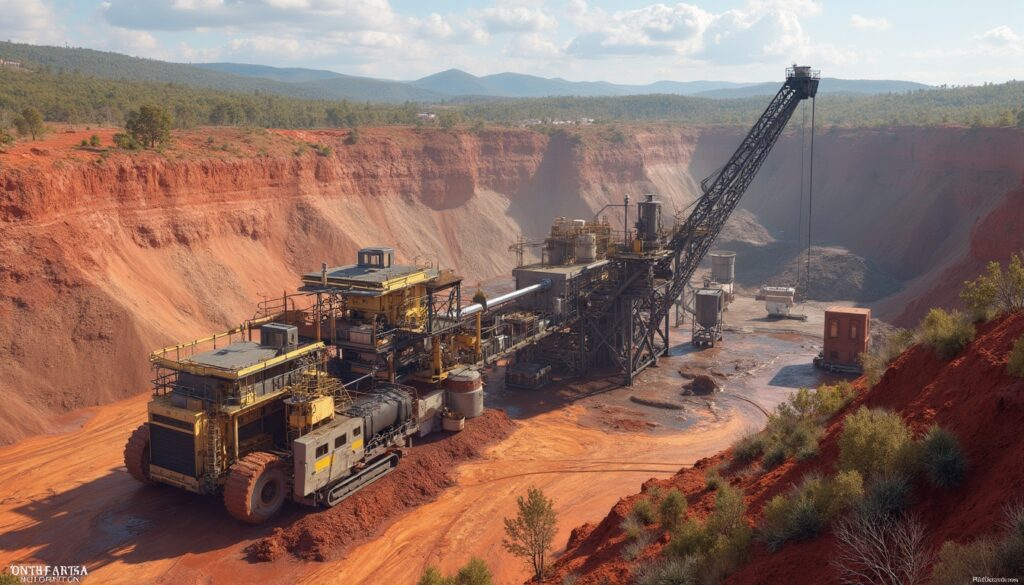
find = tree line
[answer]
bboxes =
[3,66,1024,134]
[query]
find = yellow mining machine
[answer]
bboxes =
[124,246,551,522]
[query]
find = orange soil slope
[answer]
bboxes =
[3,124,1024,445]
[0,125,707,444]
[543,311,1024,585]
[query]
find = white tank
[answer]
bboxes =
[710,252,736,284]
[447,387,484,419]
[575,233,597,263]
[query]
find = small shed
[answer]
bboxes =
[822,307,871,369]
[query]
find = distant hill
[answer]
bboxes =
[0,42,443,103]
[196,62,343,83]
[0,42,934,104]
[695,78,932,99]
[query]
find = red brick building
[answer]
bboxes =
[822,307,871,369]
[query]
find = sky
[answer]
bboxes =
[1,0,1023,85]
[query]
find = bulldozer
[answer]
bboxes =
[124,319,418,523]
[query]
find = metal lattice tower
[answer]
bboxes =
[580,67,820,385]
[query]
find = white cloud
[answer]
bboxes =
[0,0,64,44]
[850,15,891,32]
[567,3,711,57]
[980,25,1019,45]
[564,0,837,65]
[418,13,453,40]
[102,0,394,32]
[506,33,562,59]
[474,5,556,33]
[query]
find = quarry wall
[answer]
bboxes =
[0,124,1021,442]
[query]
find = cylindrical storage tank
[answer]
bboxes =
[695,288,723,328]
[447,367,482,392]
[546,239,568,265]
[448,387,484,419]
[446,367,484,418]
[575,233,597,263]
[637,194,662,242]
[710,252,736,284]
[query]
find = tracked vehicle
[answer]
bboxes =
[124,320,417,523]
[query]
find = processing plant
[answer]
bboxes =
[124,66,819,522]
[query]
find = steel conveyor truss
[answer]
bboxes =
[581,67,820,385]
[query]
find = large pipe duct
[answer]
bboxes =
[459,279,551,318]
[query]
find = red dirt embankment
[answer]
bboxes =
[3,124,1024,445]
[543,311,1024,585]
[0,125,705,444]
[251,408,516,562]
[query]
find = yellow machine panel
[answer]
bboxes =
[288,395,336,429]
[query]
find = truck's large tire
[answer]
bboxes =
[223,452,288,524]
[124,423,154,485]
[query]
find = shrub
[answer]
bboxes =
[89,133,101,147]
[919,426,966,488]
[731,431,765,463]
[860,328,916,386]
[960,253,1024,320]
[455,557,492,585]
[662,484,751,582]
[665,518,711,560]
[838,407,914,479]
[931,502,1024,584]
[761,442,786,470]
[313,143,333,157]
[931,539,999,585]
[704,466,724,491]
[758,471,864,551]
[1008,335,1024,378]
[418,558,493,585]
[418,567,450,585]
[701,525,753,583]
[622,531,653,561]
[859,473,913,519]
[705,484,747,537]
[113,132,140,150]
[632,498,656,525]
[346,127,361,144]
[919,308,976,359]
[633,557,699,585]
[621,514,645,540]
[80,138,89,147]
[659,489,687,530]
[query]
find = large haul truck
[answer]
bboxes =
[124,320,418,523]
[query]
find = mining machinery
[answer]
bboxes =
[123,66,819,521]
[124,247,554,522]
[579,66,819,383]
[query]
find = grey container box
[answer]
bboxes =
[710,252,736,284]
[695,289,723,328]
[260,323,298,351]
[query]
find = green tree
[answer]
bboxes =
[961,252,1024,320]
[503,487,558,581]
[14,106,45,140]
[126,104,171,148]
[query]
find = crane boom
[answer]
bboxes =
[660,66,819,317]
[580,66,819,385]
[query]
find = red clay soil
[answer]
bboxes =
[542,312,1024,585]
[250,409,516,562]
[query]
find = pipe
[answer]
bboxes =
[458,278,551,318]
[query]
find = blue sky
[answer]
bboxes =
[1,0,1022,84]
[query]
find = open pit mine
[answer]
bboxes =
[2,64,1024,585]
